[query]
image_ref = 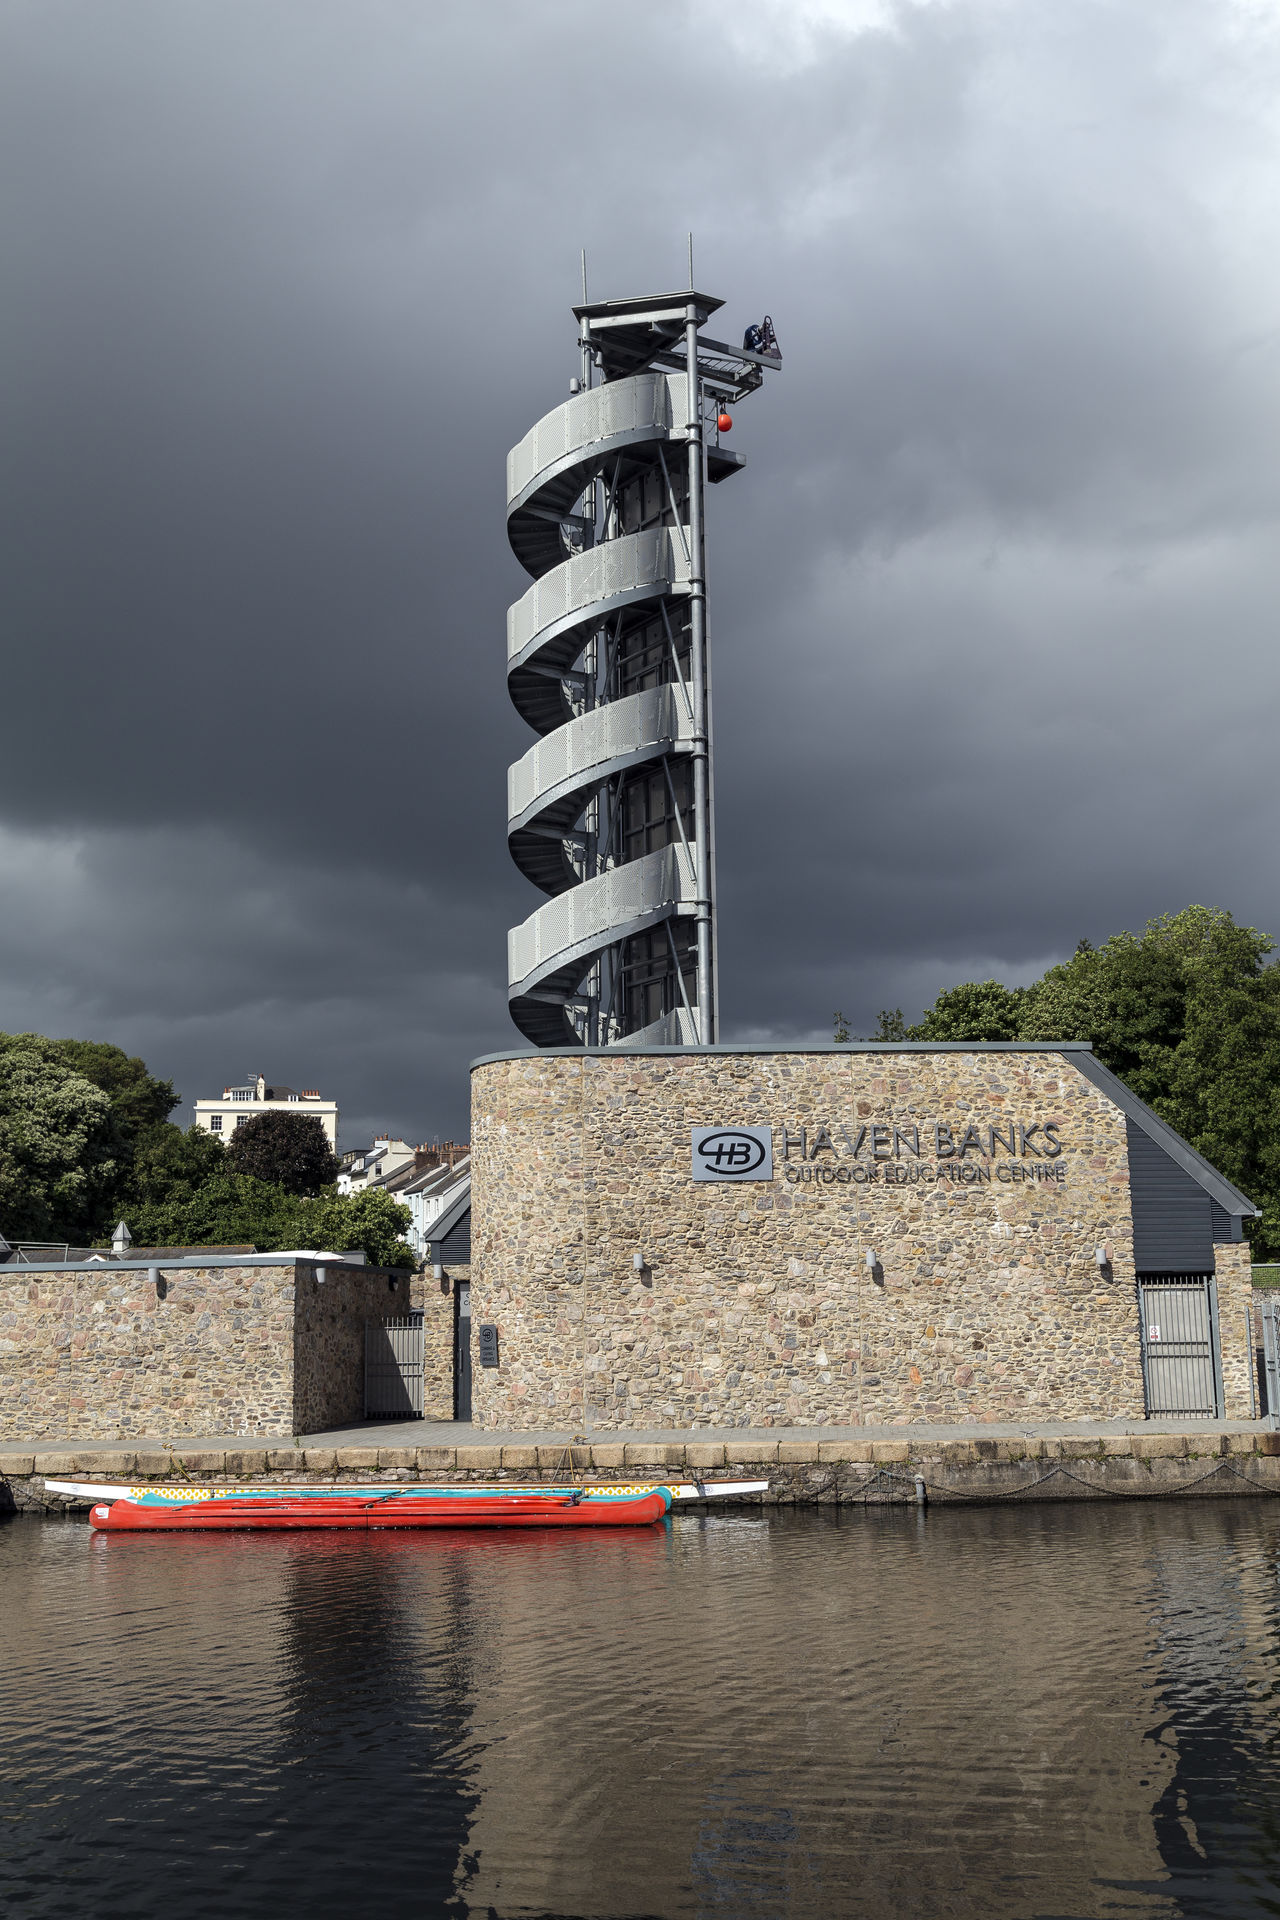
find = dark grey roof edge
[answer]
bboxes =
[1069,1052,1259,1218]
[470,1040,1095,1069]
[426,1179,471,1244]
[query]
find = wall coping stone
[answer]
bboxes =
[0,1256,398,1276]
[1132,1435,1188,1458]
[14,1432,1280,1483]
[471,1041,1095,1067]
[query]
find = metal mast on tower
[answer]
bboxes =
[505,284,779,1048]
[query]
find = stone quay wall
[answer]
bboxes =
[470,1049,1253,1432]
[7,1431,1280,1517]
[0,1260,414,1440]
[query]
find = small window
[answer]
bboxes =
[235,1115,248,1128]
[209,1115,223,1133]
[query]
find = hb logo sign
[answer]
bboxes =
[690,1127,774,1182]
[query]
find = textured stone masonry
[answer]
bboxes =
[7,1430,1280,1515]
[0,1260,445,1439]
[469,1049,1256,1430]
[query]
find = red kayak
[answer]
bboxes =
[89,1491,669,1531]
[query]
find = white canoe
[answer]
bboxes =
[44,1478,768,1506]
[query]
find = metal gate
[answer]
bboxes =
[364,1313,424,1417]
[1138,1276,1221,1419]
[1260,1295,1280,1424]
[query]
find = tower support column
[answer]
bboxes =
[685,299,714,1044]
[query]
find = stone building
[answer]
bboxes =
[194,1074,338,1146]
[468,1041,1257,1431]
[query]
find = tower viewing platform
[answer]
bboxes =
[504,286,780,1048]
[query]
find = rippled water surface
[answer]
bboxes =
[6,1503,1280,1918]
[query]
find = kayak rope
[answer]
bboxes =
[550,1435,591,1489]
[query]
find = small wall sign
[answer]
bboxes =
[691,1126,773,1182]
[477,1323,500,1367]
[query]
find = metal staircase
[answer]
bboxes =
[505,287,779,1047]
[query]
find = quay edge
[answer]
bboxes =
[7,1431,1280,1515]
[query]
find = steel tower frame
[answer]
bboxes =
[505,284,778,1048]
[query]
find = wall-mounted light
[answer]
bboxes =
[865,1250,884,1286]
[633,1252,646,1271]
[1095,1244,1113,1271]
[430,1241,444,1281]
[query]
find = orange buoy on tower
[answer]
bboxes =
[718,411,733,432]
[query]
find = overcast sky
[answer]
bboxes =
[5,0,1280,1146]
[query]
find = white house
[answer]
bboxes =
[194,1074,339,1147]
[336,1137,418,1194]
[393,1153,471,1263]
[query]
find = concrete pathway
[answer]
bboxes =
[5,1414,1273,1453]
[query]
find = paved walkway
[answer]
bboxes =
[5,1414,1273,1453]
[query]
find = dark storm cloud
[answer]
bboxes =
[4,0,1280,1138]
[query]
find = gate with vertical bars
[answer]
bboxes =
[364,1313,424,1417]
[1260,1294,1280,1423]
[1137,1276,1221,1419]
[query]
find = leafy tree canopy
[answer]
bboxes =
[122,1123,227,1209]
[911,979,1027,1043]
[225,1110,338,1196]
[121,1173,415,1267]
[0,1032,177,1146]
[0,1046,123,1243]
[856,906,1280,1255]
[0,1029,415,1265]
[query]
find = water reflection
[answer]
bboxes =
[4,1505,1280,1917]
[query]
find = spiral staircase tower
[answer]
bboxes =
[505,287,779,1048]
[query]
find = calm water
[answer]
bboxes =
[5,1503,1280,1919]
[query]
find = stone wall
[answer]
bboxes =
[0,1262,297,1439]
[292,1264,416,1432]
[6,1430,1280,1517]
[470,1048,1253,1431]
[0,1259,417,1440]
[1215,1242,1255,1415]
[408,1267,460,1420]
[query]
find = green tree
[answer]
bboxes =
[906,906,1280,1255]
[0,1046,123,1242]
[122,1174,415,1267]
[225,1110,338,1195]
[0,1033,177,1144]
[833,1008,907,1042]
[0,1031,182,1233]
[909,979,1027,1042]
[122,1123,227,1209]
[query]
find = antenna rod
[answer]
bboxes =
[687,231,694,289]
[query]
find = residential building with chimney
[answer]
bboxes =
[194,1074,339,1146]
